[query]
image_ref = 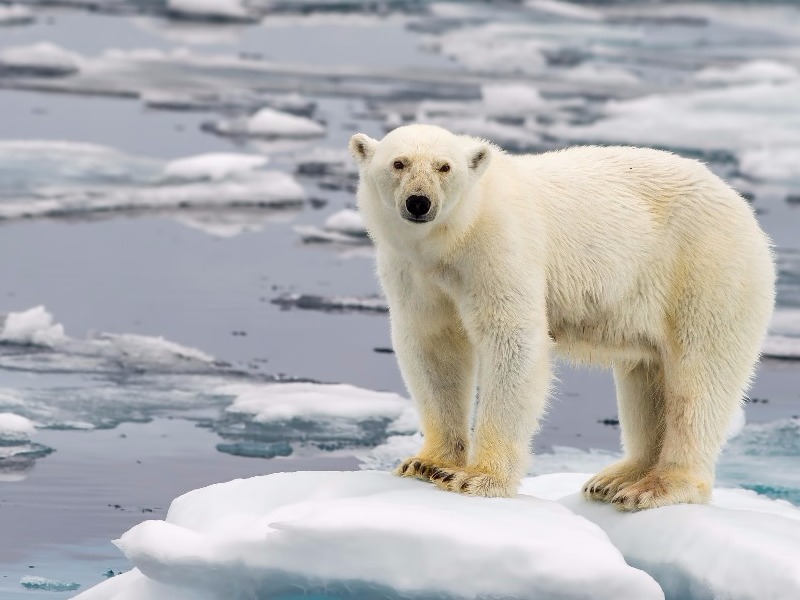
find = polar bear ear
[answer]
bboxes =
[467,144,491,177]
[349,133,378,166]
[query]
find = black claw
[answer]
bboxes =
[460,479,471,492]
[431,469,444,480]
[443,474,455,483]
[412,461,421,472]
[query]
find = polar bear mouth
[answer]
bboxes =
[402,214,435,224]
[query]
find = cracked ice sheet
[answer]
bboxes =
[0,141,304,235]
[75,471,664,600]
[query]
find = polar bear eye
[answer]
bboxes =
[439,164,450,173]
[393,161,404,170]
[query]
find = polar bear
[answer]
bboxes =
[349,124,775,510]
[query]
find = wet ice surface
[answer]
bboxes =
[0,0,799,598]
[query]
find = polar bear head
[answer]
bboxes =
[349,124,492,228]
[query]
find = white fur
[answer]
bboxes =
[350,124,775,509]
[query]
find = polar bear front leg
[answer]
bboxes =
[430,280,552,498]
[382,271,477,482]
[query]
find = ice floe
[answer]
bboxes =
[0,141,305,233]
[272,292,388,313]
[76,471,664,600]
[76,469,800,600]
[0,306,220,375]
[166,0,256,22]
[212,382,417,457]
[0,4,34,26]
[20,576,80,592]
[0,42,82,76]
[295,208,371,245]
[206,107,326,139]
[162,153,269,181]
[0,413,35,436]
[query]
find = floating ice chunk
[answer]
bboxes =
[212,382,417,456]
[762,334,800,360]
[222,382,414,428]
[0,42,82,76]
[295,209,371,245]
[272,292,388,313]
[739,147,800,184]
[75,471,662,600]
[0,306,67,347]
[209,108,325,139]
[431,23,549,76]
[556,479,800,600]
[550,82,800,162]
[20,576,80,592]
[482,82,546,115]
[694,60,799,84]
[0,413,35,436]
[325,208,366,236]
[0,4,34,26]
[163,153,269,181]
[166,0,255,22]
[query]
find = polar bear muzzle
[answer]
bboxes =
[404,195,433,223]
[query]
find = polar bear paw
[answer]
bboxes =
[394,456,447,480]
[609,467,711,511]
[427,466,515,498]
[582,459,650,502]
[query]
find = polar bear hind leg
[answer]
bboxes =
[583,360,665,502]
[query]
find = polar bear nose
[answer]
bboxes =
[406,195,431,218]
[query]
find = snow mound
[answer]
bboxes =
[0,305,66,347]
[0,4,34,26]
[527,473,800,600]
[209,108,326,139]
[76,471,663,600]
[0,413,35,436]
[0,42,82,76]
[163,153,269,181]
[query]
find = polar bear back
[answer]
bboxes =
[482,145,774,365]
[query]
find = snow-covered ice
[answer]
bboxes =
[0,42,82,76]
[213,383,418,455]
[208,107,326,139]
[0,141,304,231]
[0,305,66,347]
[0,413,35,437]
[162,153,269,181]
[166,0,255,22]
[0,306,219,375]
[295,209,371,245]
[74,470,800,600]
[75,471,664,600]
[0,4,34,26]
